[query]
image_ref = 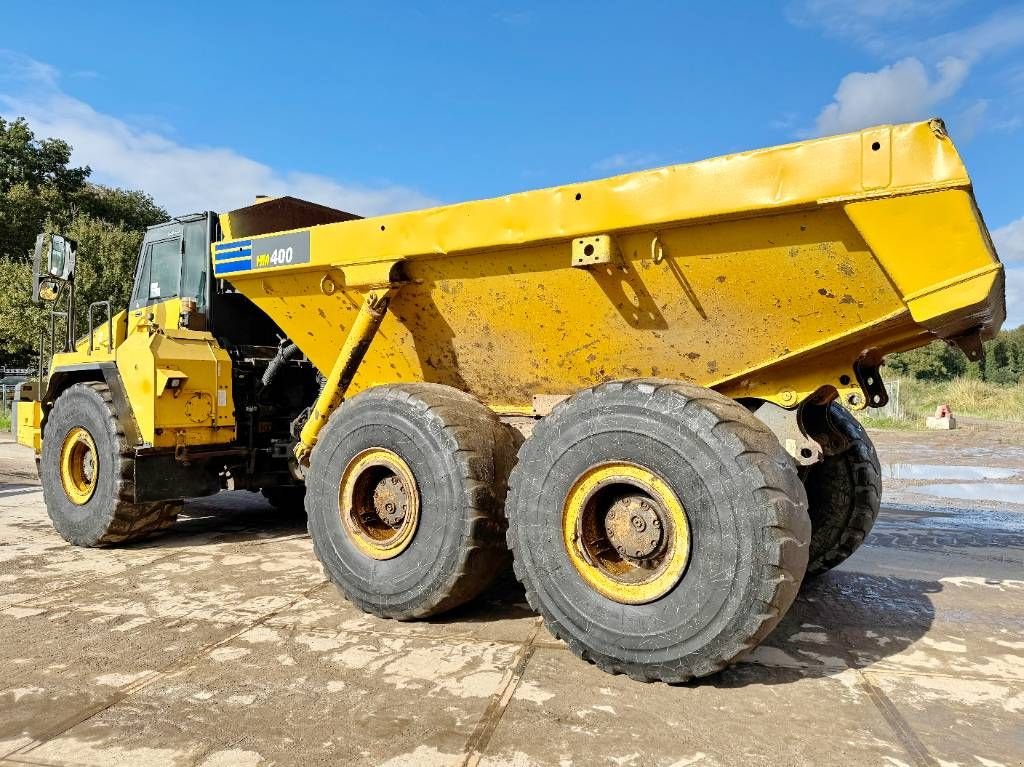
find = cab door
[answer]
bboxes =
[118,215,235,449]
[128,223,184,332]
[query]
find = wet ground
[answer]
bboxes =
[1,427,1022,767]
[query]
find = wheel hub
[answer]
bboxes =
[604,495,663,559]
[371,475,409,527]
[562,462,691,605]
[339,448,421,561]
[59,426,99,505]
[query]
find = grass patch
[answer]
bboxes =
[856,415,917,430]
[0,410,9,432]
[856,377,1024,429]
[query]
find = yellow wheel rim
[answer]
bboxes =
[339,448,420,560]
[563,461,690,605]
[59,427,99,505]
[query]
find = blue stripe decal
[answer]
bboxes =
[214,247,252,260]
[215,239,251,251]
[214,258,253,275]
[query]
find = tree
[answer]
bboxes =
[885,328,1024,386]
[0,117,90,261]
[885,341,967,381]
[0,117,167,366]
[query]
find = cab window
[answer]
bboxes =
[180,218,209,313]
[131,237,181,309]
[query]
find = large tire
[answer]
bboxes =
[41,382,181,546]
[803,403,881,576]
[306,383,516,619]
[506,379,810,683]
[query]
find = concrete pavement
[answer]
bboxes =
[1,430,1022,767]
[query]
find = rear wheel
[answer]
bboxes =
[41,382,181,546]
[305,383,516,619]
[803,403,881,576]
[506,379,810,682]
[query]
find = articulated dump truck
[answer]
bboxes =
[18,119,1004,682]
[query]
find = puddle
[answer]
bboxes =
[916,483,1024,505]
[883,464,1021,481]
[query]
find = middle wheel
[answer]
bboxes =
[306,383,515,619]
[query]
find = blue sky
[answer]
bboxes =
[1,1,1022,325]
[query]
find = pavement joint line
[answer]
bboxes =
[3,549,195,611]
[2,581,326,761]
[258,617,553,648]
[1,750,84,766]
[0,527,313,613]
[459,619,544,767]
[855,669,939,767]
[860,667,1023,684]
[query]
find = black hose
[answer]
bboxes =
[261,343,300,388]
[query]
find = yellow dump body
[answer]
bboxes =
[215,120,1004,415]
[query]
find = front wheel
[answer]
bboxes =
[41,382,180,546]
[506,379,810,683]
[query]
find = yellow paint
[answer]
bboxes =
[296,289,394,463]
[38,119,1005,468]
[338,447,421,560]
[562,462,690,605]
[218,120,1003,414]
[844,190,1004,335]
[115,299,235,448]
[46,298,236,450]
[59,426,98,505]
[16,400,41,450]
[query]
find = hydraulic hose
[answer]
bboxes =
[261,342,300,388]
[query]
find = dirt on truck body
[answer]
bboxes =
[18,118,1005,683]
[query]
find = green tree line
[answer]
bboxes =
[0,117,166,368]
[885,327,1024,385]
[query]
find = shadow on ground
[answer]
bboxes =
[47,491,1024,688]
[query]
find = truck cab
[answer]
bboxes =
[19,199,351,529]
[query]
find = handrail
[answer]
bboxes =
[87,300,113,353]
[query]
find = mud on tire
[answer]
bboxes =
[506,379,811,683]
[41,382,181,546]
[305,383,516,619]
[803,402,882,576]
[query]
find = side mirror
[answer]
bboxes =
[32,233,77,303]
[37,278,62,302]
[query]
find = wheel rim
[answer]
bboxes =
[563,461,690,604]
[59,427,99,505]
[339,448,420,560]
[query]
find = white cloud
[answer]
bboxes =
[919,8,1024,64]
[1004,268,1024,330]
[787,0,964,53]
[993,217,1024,264]
[993,218,1024,329]
[799,6,1024,138]
[592,151,661,173]
[954,98,989,142]
[814,56,968,135]
[0,52,438,217]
